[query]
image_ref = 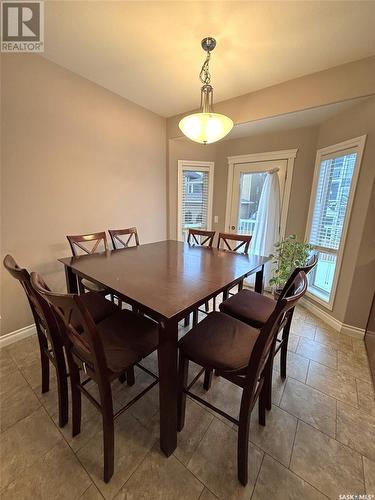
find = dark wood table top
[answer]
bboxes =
[59,240,270,321]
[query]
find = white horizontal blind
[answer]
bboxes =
[309,152,357,251]
[181,170,210,232]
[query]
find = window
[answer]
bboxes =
[177,161,214,241]
[305,136,366,308]
[238,172,267,235]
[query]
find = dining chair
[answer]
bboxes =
[66,232,110,295]
[197,232,252,317]
[219,254,317,407]
[185,229,216,326]
[108,227,140,249]
[3,255,119,427]
[31,272,159,483]
[187,228,215,247]
[177,271,308,485]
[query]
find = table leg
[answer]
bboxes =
[255,265,264,294]
[64,265,78,294]
[157,319,178,456]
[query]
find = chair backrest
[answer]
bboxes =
[3,255,63,353]
[31,272,107,379]
[187,229,215,247]
[217,232,252,254]
[66,232,108,256]
[247,271,308,391]
[278,253,318,302]
[108,227,139,249]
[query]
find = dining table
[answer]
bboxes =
[59,239,270,457]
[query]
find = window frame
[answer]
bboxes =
[304,135,366,310]
[177,160,215,241]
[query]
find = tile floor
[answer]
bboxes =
[1,305,374,500]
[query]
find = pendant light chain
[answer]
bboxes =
[199,51,211,85]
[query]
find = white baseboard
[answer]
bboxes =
[0,324,36,348]
[300,298,365,339]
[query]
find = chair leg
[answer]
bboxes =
[203,369,213,391]
[118,372,126,384]
[55,352,69,428]
[193,309,198,326]
[205,300,209,312]
[40,350,50,394]
[264,356,275,411]
[101,391,115,483]
[237,388,252,486]
[177,352,189,432]
[184,315,190,327]
[68,360,81,437]
[213,296,216,311]
[280,313,292,379]
[126,367,135,386]
[258,386,266,426]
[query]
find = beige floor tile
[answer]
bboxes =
[192,374,242,425]
[338,350,372,383]
[174,399,214,465]
[280,377,336,438]
[1,382,41,432]
[252,453,327,500]
[297,338,337,369]
[0,368,29,397]
[306,361,358,406]
[114,444,203,500]
[274,350,309,383]
[1,440,91,500]
[290,421,364,499]
[198,488,219,500]
[356,379,375,416]
[270,373,288,406]
[187,418,263,500]
[314,328,353,352]
[6,336,40,368]
[77,412,156,499]
[249,404,297,466]
[19,357,53,390]
[80,484,104,500]
[352,338,368,356]
[336,401,375,461]
[363,456,375,495]
[286,334,300,353]
[0,348,18,378]
[0,406,62,489]
[291,320,316,339]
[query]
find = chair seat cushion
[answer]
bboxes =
[179,312,259,372]
[95,310,159,373]
[219,289,276,328]
[81,278,106,293]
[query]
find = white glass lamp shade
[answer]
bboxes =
[179,112,233,144]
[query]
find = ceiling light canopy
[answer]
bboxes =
[179,37,233,144]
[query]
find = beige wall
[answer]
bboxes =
[168,97,375,330]
[1,55,166,335]
[167,56,375,139]
[306,97,375,328]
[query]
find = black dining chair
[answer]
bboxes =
[177,271,308,485]
[31,271,159,483]
[219,254,317,407]
[3,254,120,427]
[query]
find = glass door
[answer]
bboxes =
[229,160,287,236]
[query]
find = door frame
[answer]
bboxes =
[177,160,215,241]
[224,149,298,238]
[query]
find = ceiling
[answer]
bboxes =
[226,97,372,140]
[43,1,375,117]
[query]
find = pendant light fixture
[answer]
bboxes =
[179,37,233,144]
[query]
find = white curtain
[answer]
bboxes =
[248,170,280,288]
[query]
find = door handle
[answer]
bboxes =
[231,226,236,230]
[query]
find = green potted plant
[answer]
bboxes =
[269,234,313,298]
